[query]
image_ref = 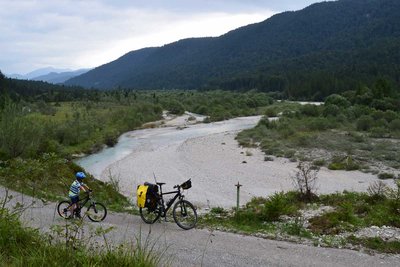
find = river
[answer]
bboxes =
[76,115,262,181]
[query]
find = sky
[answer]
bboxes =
[0,0,321,75]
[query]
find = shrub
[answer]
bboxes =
[356,115,374,131]
[328,155,359,171]
[324,94,351,108]
[323,104,340,117]
[307,117,333,131]
[378,173,395,180]
[309,203,360,234]
[352,105,373,119]
[292,133,310,147]
[165,100,185,115]
[300,104,320,117]
[383,110,398,123]
[367,181,389,198]
[210,207,227,215]
[348,132,365,143]
[389,119,400,131]
[374,119,389,128]
[369,127,388,138]
[277,122,295,138]
[258,118,277,129]
[313,159,326,167]
[264,107,277,117]
[371,110,385,120]
[264,156,274,161]
[292,162,319,201]
[261,192,299,221]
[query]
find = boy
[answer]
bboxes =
[66,171,90,218]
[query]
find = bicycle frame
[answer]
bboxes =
[158,187,183,216]
[70,193,92,210]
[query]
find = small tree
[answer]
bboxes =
[367,180,389,198]
[292,162,319,201]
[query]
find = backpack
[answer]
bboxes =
[136,183,159,210]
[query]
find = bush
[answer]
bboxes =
[210,207,227,215]
[293,133,311,146]
[309,203,360,234]
[259,118,278,129]
[165,100,185,115]
[264,107,277,117]
[356,115,374,131]
[323,104,340,117]
[307,117,333,131]
[292,162,319,201]
[264,156,274,161]
[383,110,398,123]
[378,173,395,180]
[374,118,389,129]
[324,94,351,108]
[277,122,295,138]
[262,192,299,221]
[371,110,385,120]
[367,181,389,198]
[352,105,373,119]
[300,104,320,117]
[369,127,388,138]
[328,156,359,171]
[313,159,326,167]
[389,119,400,131]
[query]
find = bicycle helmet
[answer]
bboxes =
[76,172,86,180]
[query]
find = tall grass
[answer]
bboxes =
[0,206,167,267]
[0,154,131,212]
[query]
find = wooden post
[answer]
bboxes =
[235,182,242,212]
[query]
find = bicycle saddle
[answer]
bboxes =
[156,182,166,186]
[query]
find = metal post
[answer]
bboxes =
[235,182,242,212]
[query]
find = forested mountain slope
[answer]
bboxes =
[66,0,400,99]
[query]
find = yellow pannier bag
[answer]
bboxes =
[136,185,148,208]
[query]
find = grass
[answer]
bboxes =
[0,153,131,212]
[348,236,400,254]
[0,207,166,267]
[200,192,308,236]
[199,189,400,253]
[237,102,400,173]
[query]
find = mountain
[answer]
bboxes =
[65,0,400,99]
[8,67,72,80]
[31,69,90,84]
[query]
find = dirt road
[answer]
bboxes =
[2,188,398,267]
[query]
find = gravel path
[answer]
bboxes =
[1,187,399,267]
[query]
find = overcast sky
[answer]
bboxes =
[0,0,321,75]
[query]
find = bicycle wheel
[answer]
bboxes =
[86,202,107,222]
[172,200,197,230]
[139,205,162,224]
[57,200,72,219]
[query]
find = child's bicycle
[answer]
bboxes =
[57,191,107,222]
[139,179,197,230]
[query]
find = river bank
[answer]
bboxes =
[77,112,394,209]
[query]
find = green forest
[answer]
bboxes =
[66,0,400,101]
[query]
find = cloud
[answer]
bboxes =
[0,0,318,74]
